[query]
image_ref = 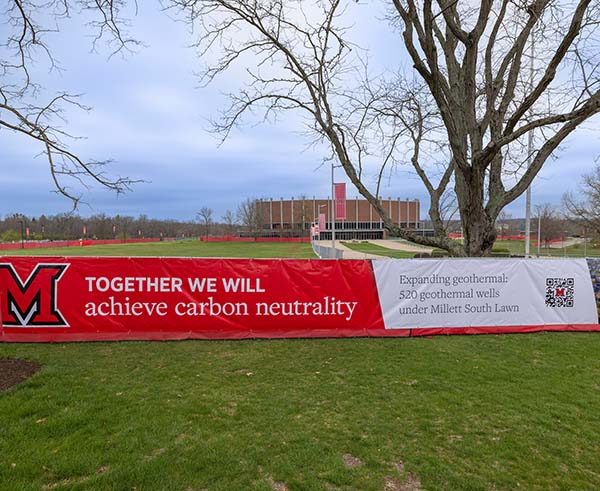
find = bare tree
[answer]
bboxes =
[237,198,262,238]
[564,163,600,236]
[222,209,237,235]
[496,211,515,238]
[168,0,600,256]
[535,203,566,253]
[115,214,134,241]
[197,207,213,240]
[1,1,140,207]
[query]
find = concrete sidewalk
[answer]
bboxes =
[313,240,384,260]
[369,239,433,253]
[313,239,433,259]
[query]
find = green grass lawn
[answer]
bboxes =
[493,239,600,257]
[341,242,417,258]
[2,240,600,489]
[1,240,316,259]
[544,242,600,258]
[492,239,530,255]
[1,334,600,490]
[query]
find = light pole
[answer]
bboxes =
[330,161,342,254]
[537,214,541,257]
[525,22,536,258]
[331,162,336,252]
[18,219,24,249]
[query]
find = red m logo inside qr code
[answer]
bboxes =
[545,278,574,308]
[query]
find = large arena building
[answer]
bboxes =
[254,197,424,240]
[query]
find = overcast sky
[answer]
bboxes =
[1,2,598,222]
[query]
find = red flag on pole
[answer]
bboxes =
[319,213,326,231]
[82,225,87,236]
[334,183,347,220]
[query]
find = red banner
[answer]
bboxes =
[2,257,599,343]
[319,213,326,232]
[334,183,346,220]
[0,257,388,342]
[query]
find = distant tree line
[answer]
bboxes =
[0,199,279,242]
[0,213,240,242]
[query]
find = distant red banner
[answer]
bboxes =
[0,257,387,342]
[334,183,346,219]
[319,213,326,231]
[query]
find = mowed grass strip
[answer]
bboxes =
[342,241,417,258]
[1,334,600,491]
[494,239,600,257]
[1,240,316,258]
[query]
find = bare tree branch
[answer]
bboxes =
[1,0,141,207]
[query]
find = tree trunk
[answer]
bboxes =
[455,169,497,256]
[462,216,496,256]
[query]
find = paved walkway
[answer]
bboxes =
[369,239,434,253]
[337,241,386,260]
[314,239,434,259]
[548,237,584,249]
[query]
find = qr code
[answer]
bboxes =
[545,278,574,307]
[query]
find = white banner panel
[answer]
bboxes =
[373,259,597,329]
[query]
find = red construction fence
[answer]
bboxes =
[0,238,170,251]
[0,236,309,251]
[199,236,311,243]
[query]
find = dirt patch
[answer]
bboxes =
[223,401,237,416]
[266,475,288,491]
[0,359,42,392]
[229,368,254,376]
[43,475,92,489]
[342,454,364,469]
[384,473,422,491]
[143,447,167,461]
